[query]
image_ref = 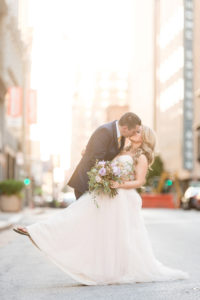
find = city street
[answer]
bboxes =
[1,1,200,299]
[0,208,200,300]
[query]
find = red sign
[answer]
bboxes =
[28,90,37,124]
[7,87,22,117]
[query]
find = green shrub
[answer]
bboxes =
[146,155,164,186]
[0,180,24,196]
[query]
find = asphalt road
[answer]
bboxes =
[0,208,200,300]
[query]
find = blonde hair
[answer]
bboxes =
[122,125,156,168]
[140,125,156,166]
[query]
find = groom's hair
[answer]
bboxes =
[118,112,141,129]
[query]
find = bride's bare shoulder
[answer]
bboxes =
[137,154,148,165]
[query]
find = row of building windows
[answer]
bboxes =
[158,6,184,49]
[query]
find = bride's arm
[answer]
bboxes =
[111,154,148,189]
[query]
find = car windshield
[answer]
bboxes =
[189,181,200,187]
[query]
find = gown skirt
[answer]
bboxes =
[26,188,189,285]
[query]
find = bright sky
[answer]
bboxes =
[28,0,134,172]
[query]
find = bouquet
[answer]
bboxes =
[87,159,131,207]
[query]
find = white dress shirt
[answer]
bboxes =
[115,121,121,139]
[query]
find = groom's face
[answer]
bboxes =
[121,125,141,137]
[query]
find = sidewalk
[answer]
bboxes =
[0,207,48,231]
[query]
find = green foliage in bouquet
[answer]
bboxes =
[87,159,132,207]
[88,161,119,192]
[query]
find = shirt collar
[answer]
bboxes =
[115,121,121,138]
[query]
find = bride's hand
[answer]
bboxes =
[110,181,121,189]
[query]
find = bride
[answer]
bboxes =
[13,125,189,285]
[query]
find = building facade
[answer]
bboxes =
[0,0,8,180]
[69,70,130,176]
[154,0,200,182]
[129,0,155,129]
[155,0,185,177]
[0,0,30,181]
[193,0,200,178]
[69,0,200,185]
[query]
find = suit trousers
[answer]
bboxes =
[74,189,84,200]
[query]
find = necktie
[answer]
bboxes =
[118,136,122,148]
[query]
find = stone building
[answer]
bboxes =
[155,0,200,182]
[0,0,29,181]
[69,70,130,176]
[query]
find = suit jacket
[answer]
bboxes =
[68,120,125,195]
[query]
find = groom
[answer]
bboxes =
[68,112,141,199]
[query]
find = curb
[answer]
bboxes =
[0,214,23,231]
[0,207,56,232]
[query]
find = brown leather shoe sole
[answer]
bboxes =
[13,227,41,250]
[13,228,30,236]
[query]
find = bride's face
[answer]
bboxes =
[120,125,141,137]
[128,128,143,145]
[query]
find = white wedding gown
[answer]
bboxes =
[26,155,189,285]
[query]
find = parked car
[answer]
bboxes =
[181,182,200,210]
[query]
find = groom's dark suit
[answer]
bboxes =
[68,121,125,199]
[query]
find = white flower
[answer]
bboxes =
[95,175,102,183]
